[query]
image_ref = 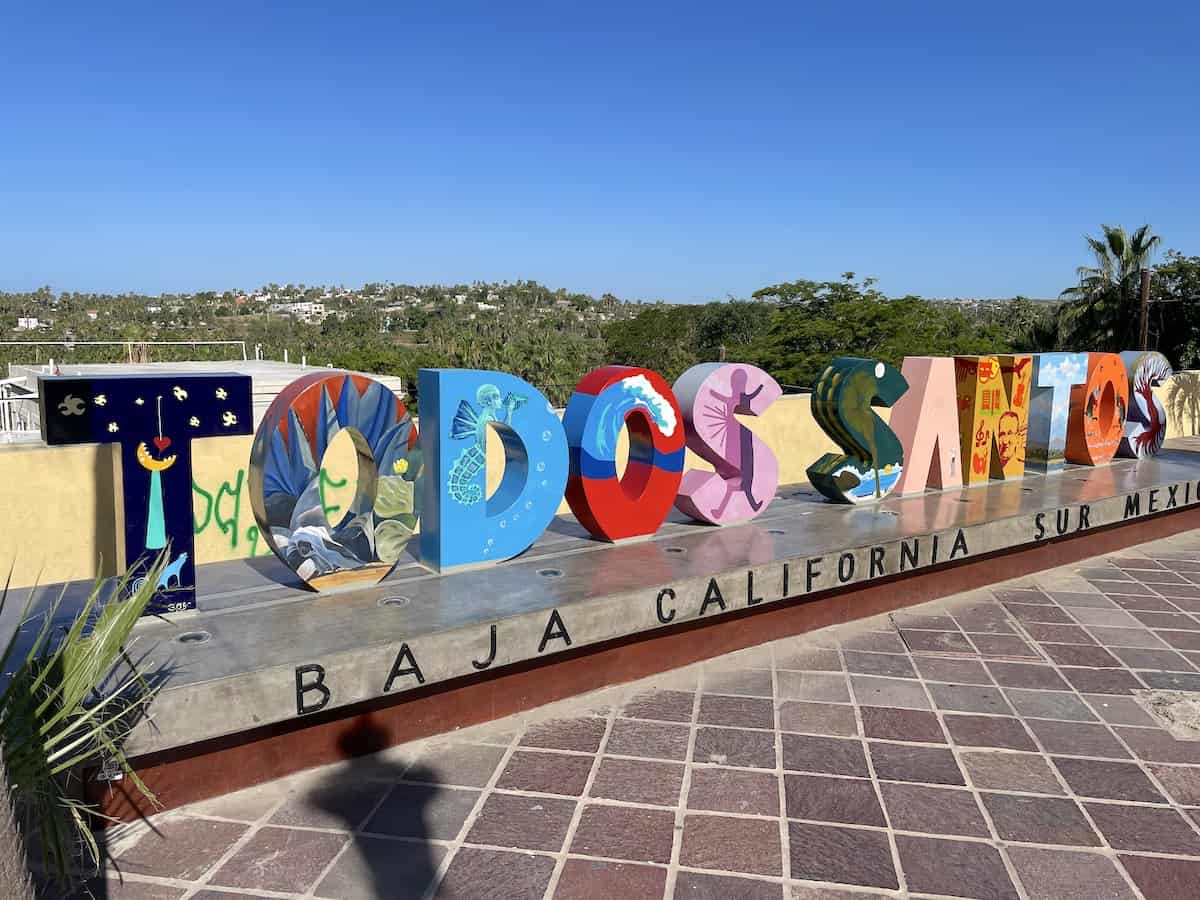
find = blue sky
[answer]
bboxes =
[2,2,1197,302]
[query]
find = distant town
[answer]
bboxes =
[2,231,1195,407]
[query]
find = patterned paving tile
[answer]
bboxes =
[102,536,1200,899]
[569,804,676,863]
[787,822,898,890]
[784,773,886,826]
[687,766,780,816]
[1006,847,1136,900]
[980,793,1100,845]
[208,827,346,894]
[894,834,1018,900]
[781,733,869,776]
[680,813,783,875]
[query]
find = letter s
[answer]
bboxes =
[806,358,908,504]
[673,363,781,524]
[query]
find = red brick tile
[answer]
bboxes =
[1007,847,1136,900]
[869,742,965,785]
[784,774,885,826]
[589,757,684,807]
[1120,855,1200,900]
[694,726,777,769]
[895,834,1017,900]
[465,793,576,851]
[435,847,555,900]
[680,813,782,876]
[960,751,1065,795]
[1148,765,1200,805]
[365,783,479,840]
[777,700,859,736]
[497,750,595,796]
[912,655,994,683]
[702,668,774,697]
[209,827,346,894]
[521,717,607,753]
[986,662,1070,690]
[687,767,780,816]
[860,707,945,743]
[570,805,676,864]
[1025,720,1130,758]
[620,690,695,722]
[787,822,898,890]
[781,733,869,776]
[698,694,775,729]
[980,794,1099,845]
[608,719,691,760]
[1085,802,1200,854]
[317,837,445,900]
[552,859,666,900]
[944,714,1036,751]
[1051,758,1165,801]
[879,782,989,837]
[673,872,783,899]
[111,818,248,881]
[844,650,917,679]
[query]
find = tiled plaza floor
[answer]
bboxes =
[63,528,1200,899]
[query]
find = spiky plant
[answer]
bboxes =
[0,745,36,900]
[0,556,166,888]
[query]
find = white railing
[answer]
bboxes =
[0,389,39,436]
[0,339,249,362]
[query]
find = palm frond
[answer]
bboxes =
[1,553,167,888]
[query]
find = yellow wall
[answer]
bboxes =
[3,374,1197,589]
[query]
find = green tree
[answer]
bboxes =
[1150,250,1200,367]
[1059,224,1161,350]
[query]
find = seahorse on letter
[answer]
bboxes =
[447,384,527,505]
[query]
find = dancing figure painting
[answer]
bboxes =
[674,362,781,525]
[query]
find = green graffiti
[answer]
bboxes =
[193,467,349,559]
[318,468,349,522]
[192,467,270,557]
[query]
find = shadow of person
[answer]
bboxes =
[305,719,441,899]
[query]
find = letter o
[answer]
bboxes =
[563,366,685,541]
[249,371,421,590]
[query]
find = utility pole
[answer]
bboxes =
[1139,268,1152,350]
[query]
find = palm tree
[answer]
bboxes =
[1059,224,1161,350]
[0,747,36,900]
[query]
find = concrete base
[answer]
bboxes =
[72,441,1200,820]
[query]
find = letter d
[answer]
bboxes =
[418,369,568,571]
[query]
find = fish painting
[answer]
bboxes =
[448,384,527,505]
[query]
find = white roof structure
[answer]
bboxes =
[5,360,407,430]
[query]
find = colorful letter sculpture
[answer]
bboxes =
[1066,352,1129,465]
[39,373,252,613]
[1026,353,1088,473]
[419,369,568,571]
[953,355,1032,484]
[889,357,963,496]
[564,366,685,540]
[1119,350,1173,458]
[807,358,908,504]
[249,371,422,590]
[672,363,781,525]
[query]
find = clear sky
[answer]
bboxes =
[2,2,1197,302]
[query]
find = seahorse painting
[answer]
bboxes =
[448,384,527,505]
